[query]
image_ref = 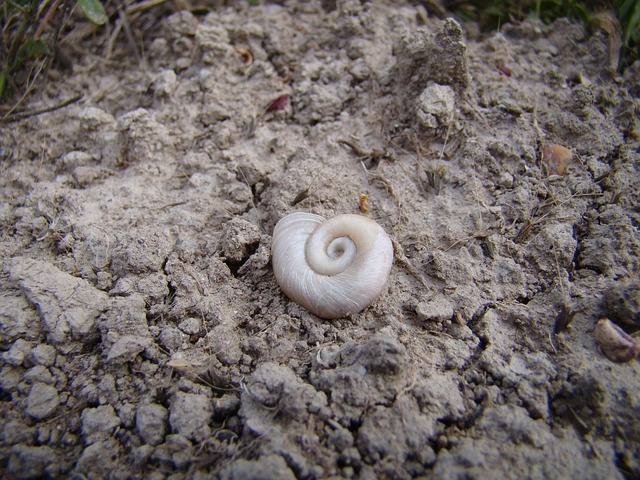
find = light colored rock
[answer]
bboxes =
[153,69,178,97]
[178,317,201,335]
[157,327,187,352]
[169,392,213,442]
[28,344,57,367]
[416,295,454,323]
[3,339,31,366]
[106,335,152,364]
[221,218,261,263]
[78,106,116,129]
[97,374,118,404]
[81,405,121,436]
[136,403,169,446]
[417,83,455,129]
[7,257,108,349]
[24,365,55,385]
[102,294,151,341]
[132,444,154,467]
[136,271,169,302]
[118,402,137,428]
[151,434,193,469]
[26,383,60,420]
[0,366,21,391]
[2,420,36,445]
[0,294,38,343]
[74,437,122,478]
[221,454,296,480]
[7,445,56,479]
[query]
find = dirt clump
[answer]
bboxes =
[1,1,639,478]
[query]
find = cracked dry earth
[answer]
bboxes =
[1,1,640,478]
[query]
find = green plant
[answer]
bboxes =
[0,0,107,101]
[618,0,640,44]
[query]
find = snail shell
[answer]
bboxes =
[594,318,640,363]
[271,212,393,319]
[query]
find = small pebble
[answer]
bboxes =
[8,445,56,479]
[81,405,121,436]
[178,318,202,335]
[29,345,57,367]
[169,392,213,442]
[436,435,449,450]
[2,420,36,445]
[3,339,31,367]
[24,365,55,385]
[416,83,455,129]
[416,295,454,323]
[498,172,514,189]
[221,218,261,263]
[26,383,60,420]
[136,403,169,446]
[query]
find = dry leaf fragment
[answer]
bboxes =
[359,193,369,213]
[542,144,572,176]
[587,11,622,72]
[594,318,640,363]
[234,45,253,66]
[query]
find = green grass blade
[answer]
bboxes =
[625,2,640,43]
[0,70,7,98]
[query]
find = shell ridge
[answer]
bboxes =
[271,212,394,319]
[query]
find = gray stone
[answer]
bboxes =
[7,445,56,479]
[136,403,169,446]
[102,295,154,363]
[157,327,187,352]
[153,69,178,97]
[221,454,296,480]
[3,339,31,366]
[118,402,137,428]
[417,83,455,129]
[0,294,39,343]
[77,382,99,405]
[220,218,261,262]
[132,444,154,467]
[0,365,22,391]
[29,344,57,366]
[81,405,121,436]
[23,365,55,385]
[78,106,116,129]
[26,382,60,420]
[178,317,202,335]
[97,374,118,404]
[104,294,150,337]
[110,227,175,275]
[214,394,241,418]
[395,18,469,94]
[2,420,36,445]
[136,271,169,302]
[151,434,193,469]
[358,396,436,465]
[59,150,95,169]
[206,323,242,365]
[106,335,152,363]
[169,392,213,442]
[74,437,122,478]
[416,295,454,323]
[7,257,108,349]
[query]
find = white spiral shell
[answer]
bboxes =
[271,212,394,319]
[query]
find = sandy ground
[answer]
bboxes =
[1,1,640,478]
